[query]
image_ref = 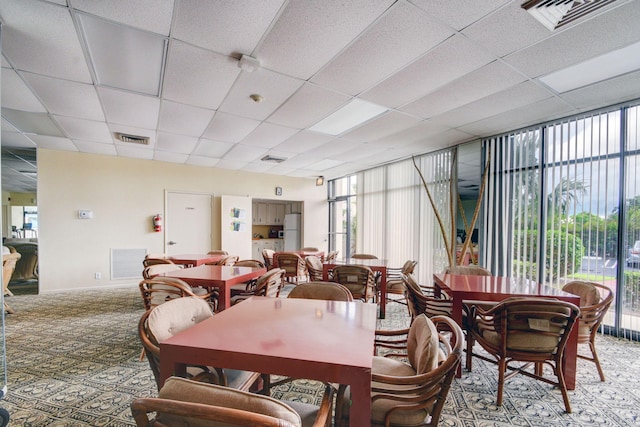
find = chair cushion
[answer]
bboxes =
[562,281,601,307]
[407,314,440,374]
[157,376,302,426]
[147,297,212,343]
[372,356,416,377]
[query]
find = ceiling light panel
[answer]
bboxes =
[539,40,640,93]
[309,99,388,136]
[77,13,167,96]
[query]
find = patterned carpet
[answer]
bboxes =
[1,287,639,426]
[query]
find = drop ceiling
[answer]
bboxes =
[2,0,640,194]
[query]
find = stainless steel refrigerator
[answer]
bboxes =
[284,213,301,251]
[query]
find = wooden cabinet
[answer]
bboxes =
[253,203,268,225]
[253,202,285,225]
[267,204,285,225]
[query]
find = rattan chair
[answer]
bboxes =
[138,297,261,392]
[305,255,324,281]
[230,268,285,305]
[207,250,229,255]
[336,314,463,427]
[139,276,217,311]
[229,259,267,296]
[262,248,275,270]
[131,376,334,427]
[142,262,182,279]
[273,252,307,285]
[325,250,339,262]
[211,255,239,266]
[351,253,378,259]
[287,281,353,302]
[331,264,377,303]
[562,280,614,381]
[385,260,417,305]
[466,297,580,412]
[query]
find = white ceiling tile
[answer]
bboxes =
[98,87,159,129]
[192,139,234,158]
[240,122,299,149]
[27,134,78,151]
[311,2,453,95]
[171,0,285,55]
[0,131,37,148]
[0,0,92,83]
[2,109,65,137]
[158,100,214,137]
[263,164,296,175]
[215,159,248,170]
[301,138,360,158]
[202,112,261,143]
[361,34,495,108]
[373,120,453,148]
[156,131,199,154]
[1,55,9,68]
[559,70,640,111]
[272,131,334,154]
[459,97,575,136]
[71,0,174,35]
[305,158,345,171]
[218,68,304,121]
[73,140,118,156]
[504,0,640,78]
[116,144,154,159]
[433,81,553,128]
[286,169,318,178]
[223,144,267,162]
[1,118,18,132]
[409,0,511,31]
[342,111,422,143]
[186,156,220,167]
[23,72,103,120]
[461,1,550,57]
[163,41,240,109]
[334,143,389,162]
[401,61,527,118]
[276,154,318,169]
[255,0,395,79]
[267,83,350,129]
[154,151,189,163]
[2,70,47,112]
[322,162,367,179]
[53,115,111,142]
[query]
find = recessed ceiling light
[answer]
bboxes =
[539,40,640,93]
[309,99,388,136]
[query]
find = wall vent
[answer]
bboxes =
[261,155,287,163]
[115,132,150,145]
[111,248,147,279]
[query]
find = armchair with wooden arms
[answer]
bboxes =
[274,252,307,285]
[230,268,285,305]
[465,297,580,412]
[131,376,335,427]
[336,314,463,427]
[287,281,353,302]
[331,264,378,303]
[138,276,218,311]
[262,248,275,270]
[305,255,324,281]
[562,280,614,381]
[139,297,261,393]
[385,260,417,305]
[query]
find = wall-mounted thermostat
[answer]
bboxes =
[78,210,93,219]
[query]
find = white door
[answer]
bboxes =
[166,192,213,255]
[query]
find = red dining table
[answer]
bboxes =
[433,273,581,390]
[323,258,388,318]
[160,265,266,311]
[159,296,377,427]
[167,253,223,267]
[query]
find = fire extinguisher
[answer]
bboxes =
[153,214,162,232]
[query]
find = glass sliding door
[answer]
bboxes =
[328,175,357,258]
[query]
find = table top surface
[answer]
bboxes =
[325,258,388,267]
[433,273,578,299]
[162,264,265,281]
[162,296,377,368]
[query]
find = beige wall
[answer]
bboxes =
[38,148,328,292]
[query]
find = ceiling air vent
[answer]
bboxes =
[522,0,619,31]
[261,155,287,163]
[115,132,150,145]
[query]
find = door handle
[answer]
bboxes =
[167,241,177,245]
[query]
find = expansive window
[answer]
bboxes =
[483,103,640,337]
[328,176,357,258]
